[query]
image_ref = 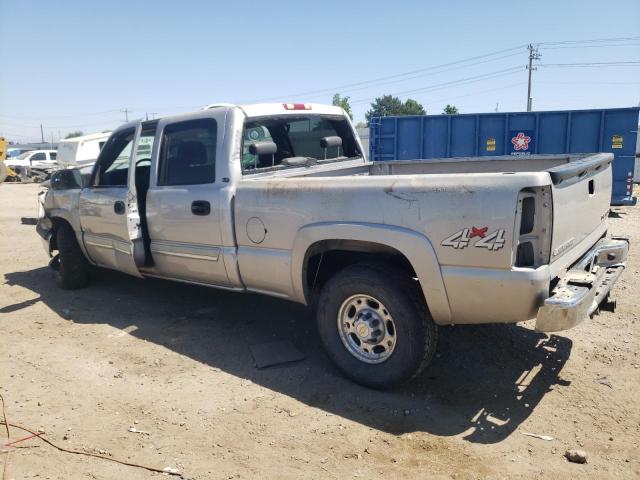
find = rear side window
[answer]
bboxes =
[49,152,57,160]
[158,119,217,186]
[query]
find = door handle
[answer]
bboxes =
[191,200,211,216]
[114,201,125,215]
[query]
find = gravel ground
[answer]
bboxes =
[1,183,638,479]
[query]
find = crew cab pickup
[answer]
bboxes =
[37,103,629,388]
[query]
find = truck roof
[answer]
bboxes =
[203,102,345,118]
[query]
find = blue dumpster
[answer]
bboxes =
[369,107,639,205]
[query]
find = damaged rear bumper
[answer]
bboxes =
[535,236,629,332]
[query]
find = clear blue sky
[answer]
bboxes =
[1,0,639,142]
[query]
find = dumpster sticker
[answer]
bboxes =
[611,134,623,149]
[509,130,534,155]
[486,137,496,152]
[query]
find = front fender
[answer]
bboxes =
[291,222,452,325]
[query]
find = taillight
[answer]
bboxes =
[283,103,311,110]
[514,186,552,268]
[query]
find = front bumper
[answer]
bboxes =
[535,236,629,332]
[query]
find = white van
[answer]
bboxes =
[56,132,111,167]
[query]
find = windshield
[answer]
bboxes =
[242,114,361,172]
[16,152,31,160]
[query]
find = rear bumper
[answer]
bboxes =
[535,236,629,332]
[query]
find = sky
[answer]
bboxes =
[0,0,639,143]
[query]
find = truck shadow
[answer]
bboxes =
[4,266,573,445]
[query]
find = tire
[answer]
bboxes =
[316,263,437,389]
[55,222,91,289]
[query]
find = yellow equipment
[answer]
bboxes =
[0,137,17,183]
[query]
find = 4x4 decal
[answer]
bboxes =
[442,226,506,251]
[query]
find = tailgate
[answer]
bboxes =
[549,153,613,263]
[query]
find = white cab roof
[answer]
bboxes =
[204,103,345,118]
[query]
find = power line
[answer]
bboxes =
[538,80,640,85]
[537,35,640,46]
[540,42,640,50]
[282,51,525,100]
[0,109,120,120]
[247,44,528,103]
[350,66,524,105]
[0,119,122,129]
[541,61,640,67]
[418,82,525,108]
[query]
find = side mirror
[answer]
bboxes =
[51,168,82,190]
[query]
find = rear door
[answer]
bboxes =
[79,124,142,277]
[144,110,231,286]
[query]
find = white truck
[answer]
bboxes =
[5,149,58,181]
[37,103,629,388]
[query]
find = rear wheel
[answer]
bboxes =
[316,263,437,389]
[55,223,91,289]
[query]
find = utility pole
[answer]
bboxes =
[150,112,158,120]
[494,102,499,113]
[40,124,45,144]
[121,108,129,122]
[526,44,541,112]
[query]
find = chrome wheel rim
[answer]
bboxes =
[337,294,397,364]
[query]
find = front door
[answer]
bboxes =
[144,113,230,286]
[79,125,142,277]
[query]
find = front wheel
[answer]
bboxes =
[316,263,437,389]
[55,222,91,290]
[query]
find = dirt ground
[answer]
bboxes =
[1,183,638,480]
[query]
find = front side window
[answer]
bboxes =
[31,152,46,161]
[242,114,361,172]
[92,128,135,187]
[158,118,217,186]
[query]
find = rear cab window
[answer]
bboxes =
[242,114,362,173]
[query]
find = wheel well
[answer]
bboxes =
[304,240,418,298]
[49,217,73,251]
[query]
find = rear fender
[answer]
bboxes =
[291,222,452,324]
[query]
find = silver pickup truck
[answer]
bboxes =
[37,103,629,388]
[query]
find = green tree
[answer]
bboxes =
[65,130,84,139]
[442,104,459,115]
[365,95,426,121]
[332,93,353,119]
[403,99,426,116]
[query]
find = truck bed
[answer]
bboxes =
[234,153,613,324]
